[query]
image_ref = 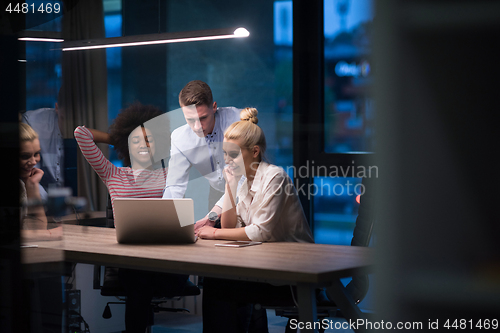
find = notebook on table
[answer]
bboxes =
[113,198,195,244]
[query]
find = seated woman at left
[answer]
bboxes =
[20,122,62,241]
[75,103,188,333]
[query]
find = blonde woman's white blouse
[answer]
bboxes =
[236,162,314,243]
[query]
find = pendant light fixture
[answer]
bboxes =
[60,27,249,51]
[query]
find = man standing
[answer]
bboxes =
[163,80,240,225]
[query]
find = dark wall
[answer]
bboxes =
[0,28,26,333]
[121,0,167,109]
[164,0,275,112]
[121,0,275,113]
[374,0,500,324]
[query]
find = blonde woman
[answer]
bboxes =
[198,107,313,243]
[198,108,313,333]
[19,123,62,241]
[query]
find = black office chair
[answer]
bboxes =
[92,195,201,326]
[93,266,201,320]
[260,176,376,333]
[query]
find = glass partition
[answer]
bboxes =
[324,0,375,154]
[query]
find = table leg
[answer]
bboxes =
[326,279,367,333]
[297,282,318,333]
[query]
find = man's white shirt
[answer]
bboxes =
[162,107,240,208]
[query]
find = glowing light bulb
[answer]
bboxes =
[234,28,250,37]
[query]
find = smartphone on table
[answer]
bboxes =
[215,241,262,247]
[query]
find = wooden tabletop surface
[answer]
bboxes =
[34,224,374,285]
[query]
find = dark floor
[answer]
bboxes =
[149,310,355,333]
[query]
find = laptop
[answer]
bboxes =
[113,198,196,244]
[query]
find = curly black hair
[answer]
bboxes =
[109,103,168,167]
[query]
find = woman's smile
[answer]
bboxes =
[20,138,41,180]
[129,126,155,169]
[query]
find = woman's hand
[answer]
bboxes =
[24,168,44,195]
[194,217,216,236]
[28,167,44,183]
[21,224,63,242]
[223,165,241,190]
[22,167,48,229]
[198,226,218,240]
[87,127,112,144]
[48,224,63,239]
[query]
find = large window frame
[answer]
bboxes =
[293,0,373,229]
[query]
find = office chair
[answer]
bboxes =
[92,195,201,325]
[260,176,376,333]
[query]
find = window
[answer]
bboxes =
[291,0,375,244]
[103,0,294,219]
[313,176,361,245]
[311,0,375,245]
[104,0,123,167]
[24,2,63,111]
[324,0,375,154]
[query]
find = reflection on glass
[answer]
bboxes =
[25,15,62,111]
[104,1,294,169]
[313,177,361,245]
[105,6,123,167]
[324,0,375,153]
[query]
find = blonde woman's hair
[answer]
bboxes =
[20,122,38,142]
[224,108,267,159]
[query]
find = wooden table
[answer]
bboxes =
[21,246,64,275]
[31,224,374,333]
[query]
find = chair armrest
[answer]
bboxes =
[180,279,201,296]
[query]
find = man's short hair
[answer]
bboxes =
[179,80,213,107]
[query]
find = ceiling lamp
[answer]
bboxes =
[18,30,64,42]
[19,37,64,42]
[61,27,250,52]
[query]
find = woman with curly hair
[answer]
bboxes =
[75,103,187,333]
[74,102,170,217]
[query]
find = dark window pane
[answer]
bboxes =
[324,0,375,153]
[313,176,362,245]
